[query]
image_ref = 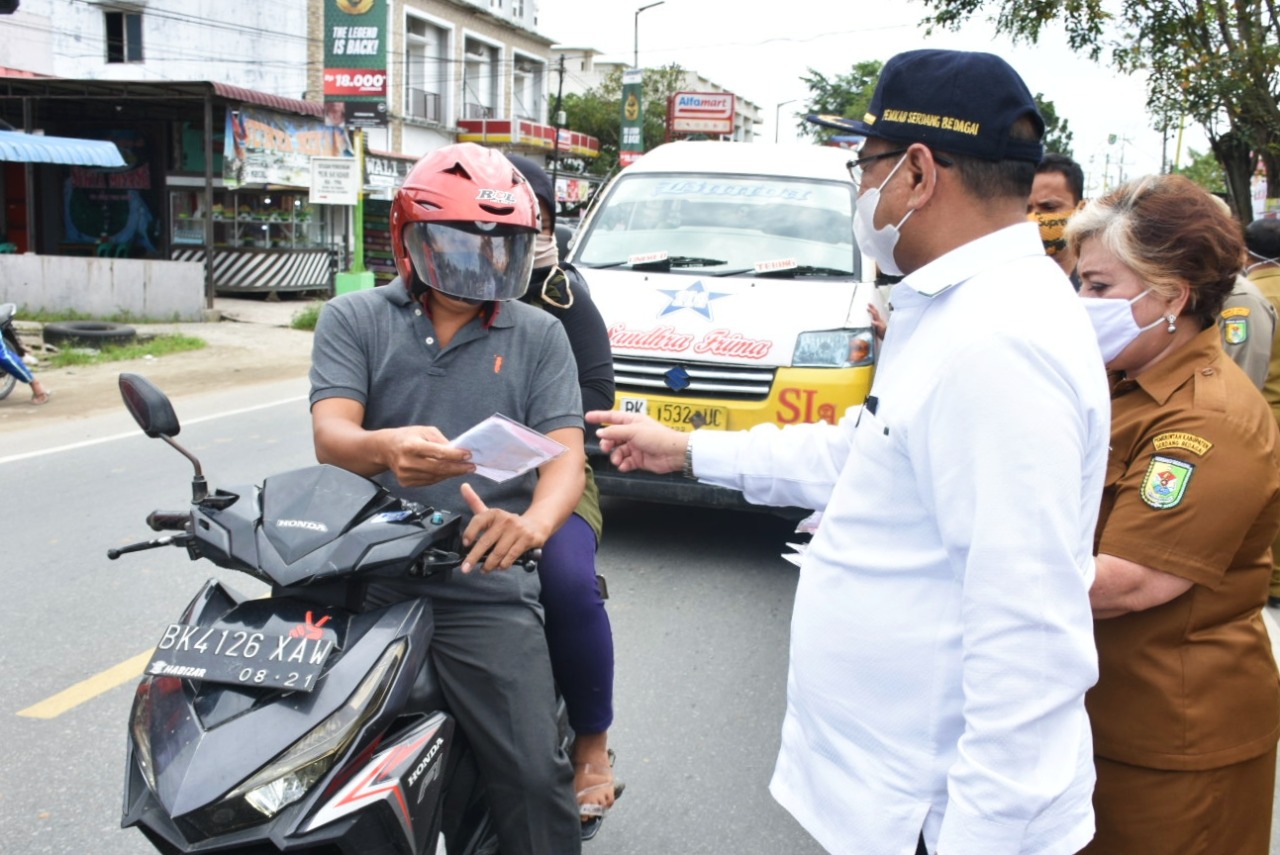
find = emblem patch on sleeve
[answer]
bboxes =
[1223,317,1249,344]
[1141,455,1194,509]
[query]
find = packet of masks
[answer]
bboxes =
[449,413,567,483]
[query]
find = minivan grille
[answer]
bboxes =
[613,356,776,401]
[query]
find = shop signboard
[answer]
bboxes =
[365,150,414,199]
[324,0,389,128]
[669,91,736,135]
[310,156,361,205]
[224,106,352,189]
[619,69,644,168]
[63,128,163,254]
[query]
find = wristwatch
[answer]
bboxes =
[682,438,696,480]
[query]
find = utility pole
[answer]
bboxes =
[551,53,566,213]
[634,2,664,69]
[774,99,799,144]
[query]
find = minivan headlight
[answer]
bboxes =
[793,330,874,368]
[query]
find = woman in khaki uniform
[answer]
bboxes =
[1068,174,1280,855]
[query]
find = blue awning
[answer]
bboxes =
[0,130,126,167]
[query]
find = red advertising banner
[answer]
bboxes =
[323,69,388,97]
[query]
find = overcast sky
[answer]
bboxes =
[537,0,1210,197]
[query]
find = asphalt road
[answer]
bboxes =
[3,374,1279,854]
[0,376,821,854]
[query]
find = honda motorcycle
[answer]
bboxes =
[112,372,562,854]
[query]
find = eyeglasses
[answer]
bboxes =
[845,148,954,191]
[846,149,908,190]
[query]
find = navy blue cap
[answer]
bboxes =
[849,50,1044,163]
[505,154,555,228]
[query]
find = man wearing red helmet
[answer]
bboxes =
[309,143,586,854]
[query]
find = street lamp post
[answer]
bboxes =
[774,98,799,143]
[634,1,665,69]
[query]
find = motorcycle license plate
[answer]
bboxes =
[144,623,335,693]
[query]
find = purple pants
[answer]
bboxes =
[538,513,614,734]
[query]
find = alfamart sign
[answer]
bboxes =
[669,91,735,135]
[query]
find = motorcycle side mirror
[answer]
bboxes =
[119,372,180,438]
[118,372,208,503]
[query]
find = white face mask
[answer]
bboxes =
[1082,289,1164,364]
[1245,249,1279,273]
[853,154,914,277]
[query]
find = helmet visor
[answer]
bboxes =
[403,221,535,302]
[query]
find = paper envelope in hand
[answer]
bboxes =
[449,413,568,483]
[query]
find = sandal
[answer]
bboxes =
[577,749,625,841]
[30,389,52,406]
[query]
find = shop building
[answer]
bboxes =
[0,0,599,310]
[0,78,347,303]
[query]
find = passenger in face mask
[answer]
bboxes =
[1066,173,1280,855]
[503,153,622,839]
[1027,152,1086,286]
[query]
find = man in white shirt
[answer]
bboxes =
[586,50,1110,855]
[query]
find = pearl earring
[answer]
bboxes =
[1166,314,1177,333]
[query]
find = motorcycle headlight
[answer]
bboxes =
[793,329,875,368]
[129,679,158,793]
[228,640,407,819]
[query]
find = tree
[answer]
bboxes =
[560,63,689,177]
[797,61,882,144]
[1175,147,1228,194]
[1035,93,1074,158]
[918,0,1280,223]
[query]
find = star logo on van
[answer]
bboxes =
[658,281,729,320]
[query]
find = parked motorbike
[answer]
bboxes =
[0,302,25,399]
[112,372,564,854]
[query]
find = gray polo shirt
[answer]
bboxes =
[310,280,583,602]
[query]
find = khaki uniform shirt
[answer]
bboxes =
[1220,275,1277,390]
[1088,327,1280,770]
[1247,265,1280,427]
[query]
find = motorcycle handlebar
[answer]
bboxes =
[147,510,190,532]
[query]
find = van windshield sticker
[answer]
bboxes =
[628,251,668,266]
[654,180,814,201]
[754,258,798,273]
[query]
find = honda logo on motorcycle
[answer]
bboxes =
[275,519,329,532]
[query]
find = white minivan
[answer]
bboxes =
[570,140,884,509]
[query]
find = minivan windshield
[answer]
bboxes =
[574,173,859,277]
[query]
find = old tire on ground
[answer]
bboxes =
[43,321,137,349]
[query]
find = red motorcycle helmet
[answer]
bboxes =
[390,143,539,302]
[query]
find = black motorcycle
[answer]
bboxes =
[112,372,564,854]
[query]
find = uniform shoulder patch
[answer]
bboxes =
[1223,316,1249,344]
[1221,306,1251,319]
[1141,455,1195,509]
[1152,432,1213,456]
